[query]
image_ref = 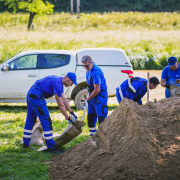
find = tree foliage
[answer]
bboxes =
[18,0,54,15]
[1,0,54,30]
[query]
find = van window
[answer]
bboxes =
[9,55,37,70]
[43,54,70,68]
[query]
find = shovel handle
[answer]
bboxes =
[81,105,87,122]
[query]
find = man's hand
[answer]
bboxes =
[165,83,170,88]
[69,111,78,122]
[84,99,89,108]
[66,116,73,124]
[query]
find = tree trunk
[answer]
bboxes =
[27,12,36,30]
[71,0,73,15]
[77,0,80,18]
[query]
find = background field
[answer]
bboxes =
[1,12,180,69]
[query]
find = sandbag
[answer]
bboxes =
[21,121,44,146]
[170,85,180,97]
[30,122,44,145]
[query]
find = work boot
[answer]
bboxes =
[23,143,35,150]
[47,146,64,154]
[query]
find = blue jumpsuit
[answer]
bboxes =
[116,77,147,105]
[23,75,64,148]
[86,63,108,136]
[161,65,180,98]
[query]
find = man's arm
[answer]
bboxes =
[161,67,168,87]
[161,79,166,87]
[61,93,72,112]
[55,94,69,120]
[87,84,100,101]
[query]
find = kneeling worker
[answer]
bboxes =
[23,72,78,153]
[116,76,160,105]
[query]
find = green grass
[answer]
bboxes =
[0,102,118,180]
[1,12,180,30]
[1,12,180,69]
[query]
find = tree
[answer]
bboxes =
[2,0,54,30]
[71,0,73,15]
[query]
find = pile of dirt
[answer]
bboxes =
[49,98,180,180]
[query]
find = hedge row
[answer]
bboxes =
[129,53,180,70]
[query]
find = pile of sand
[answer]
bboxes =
[49,98,180,180]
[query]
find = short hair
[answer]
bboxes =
[149,76,160,85]
[81,55,93,64]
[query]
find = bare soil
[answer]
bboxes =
[49,97,180,180]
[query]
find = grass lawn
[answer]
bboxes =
[0,102,118,179]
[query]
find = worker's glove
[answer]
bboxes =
[165,83,170,88]
[69,111,78,122]
[66,116,73,124]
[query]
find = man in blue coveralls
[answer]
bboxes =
[161,56,180,98]
[23,72,78,153]
[116,76,159,105]
[81,55,108,136]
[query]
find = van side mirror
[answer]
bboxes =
[1,64,10,71]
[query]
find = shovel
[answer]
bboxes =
[37,105,87,151]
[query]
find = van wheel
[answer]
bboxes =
[74,89,88,110]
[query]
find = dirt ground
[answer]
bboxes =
[49,97,180,180]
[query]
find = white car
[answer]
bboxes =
[0,48,133,109]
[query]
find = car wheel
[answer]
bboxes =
[74,89,88,110]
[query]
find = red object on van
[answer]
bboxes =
[121,70,133,78]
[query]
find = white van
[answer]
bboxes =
[0,48,133,109]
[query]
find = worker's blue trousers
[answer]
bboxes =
[88,92,108,136]
[23,85,55,148]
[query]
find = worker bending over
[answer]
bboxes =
[23,72,78,153]
[161,56,180,98]
[116,76,160,105]
[82,55,108,136]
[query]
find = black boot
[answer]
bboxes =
[47,146,64,154]
[23,143,35,150]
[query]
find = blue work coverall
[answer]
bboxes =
[86,63,108,136]
[161,65,180,98]
[23,75,64,148]
[116,77,147,105]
